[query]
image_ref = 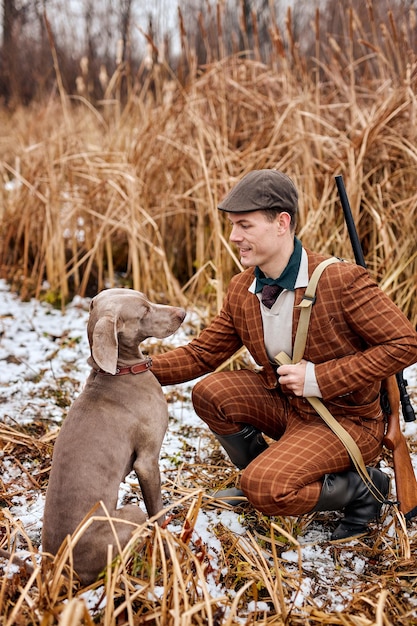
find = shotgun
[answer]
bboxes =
[335,174,417,520]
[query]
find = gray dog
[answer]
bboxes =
[42,288,186,584]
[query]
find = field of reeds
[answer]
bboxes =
[0,4,416,323]
[1,2,417,625]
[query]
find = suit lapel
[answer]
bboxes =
[245,291,270,365]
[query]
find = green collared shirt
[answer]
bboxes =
[254,236,302,293]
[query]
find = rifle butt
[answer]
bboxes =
[386,434,417,520]
[383,376,417,519]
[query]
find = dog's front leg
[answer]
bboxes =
[133,456,165,525]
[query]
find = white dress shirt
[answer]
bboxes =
[249,248,322,398]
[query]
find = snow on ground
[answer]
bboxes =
[1,279,417,617]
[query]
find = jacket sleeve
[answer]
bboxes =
[314,265,417,401]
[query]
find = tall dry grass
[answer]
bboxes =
[1,420,416,626]
[1,3,417,622]
[0,3,416,324]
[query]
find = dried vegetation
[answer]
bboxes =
[1,1,417,624]
[0,3,416,322]
[1,415,417,625]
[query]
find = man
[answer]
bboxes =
[151,169,417,540]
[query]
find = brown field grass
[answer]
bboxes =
[0,4,416,324]
[1,395,416,625]
[1,3,417,625]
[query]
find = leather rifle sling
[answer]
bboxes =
[274,257,387,503]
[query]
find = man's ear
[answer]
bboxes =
[277,211,292,233]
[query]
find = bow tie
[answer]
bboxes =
[261,284,283,308]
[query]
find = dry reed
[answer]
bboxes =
[0,3,416,324]
[1,465,417,625]
[1,411,416,624]
[1,2,417,624]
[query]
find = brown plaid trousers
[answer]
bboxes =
[152,249,417,515]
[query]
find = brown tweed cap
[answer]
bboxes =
[218,169,298,214]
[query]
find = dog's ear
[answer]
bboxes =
[91,316,118,374]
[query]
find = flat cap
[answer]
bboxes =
[218,169,298,214]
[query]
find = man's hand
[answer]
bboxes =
[277,360,307,396]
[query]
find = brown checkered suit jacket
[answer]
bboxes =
[152,248,417,421]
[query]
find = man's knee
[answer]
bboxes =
[191,377,212,415]
[240,467,278,513]
[241,465,318,516]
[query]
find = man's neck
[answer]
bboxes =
[261,237,295,279]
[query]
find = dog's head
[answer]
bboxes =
[88,288,186,374]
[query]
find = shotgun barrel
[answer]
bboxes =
[335,176,366,268]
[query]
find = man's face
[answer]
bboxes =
[228,211,281,274]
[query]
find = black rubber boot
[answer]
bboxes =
[212,425,268,505]
[213,425,268,470]
[314,467,390,541]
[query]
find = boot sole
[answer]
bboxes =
[211,488,247,506]
[329,529,368,544]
